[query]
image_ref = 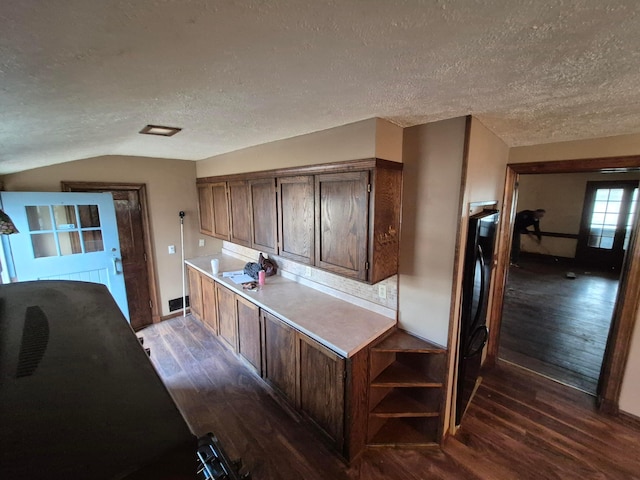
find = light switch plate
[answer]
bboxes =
[305,266,312,277]
[198,239,205,247]
[168,245,176,254]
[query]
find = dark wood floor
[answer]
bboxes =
[499,256,619,393]
[141,314,640,479]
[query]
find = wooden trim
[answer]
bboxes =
[196,158,402,184]
[160,309,189,321]
[539,231,579,239]
[486,155,640,414]
[444,115,472,438]
[510,155,640,174]
[618,409,640,429]
[60,181,161,324]
[486,166,519,366]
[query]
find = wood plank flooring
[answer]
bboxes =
[499,256,619,393]
[140,314,640,479]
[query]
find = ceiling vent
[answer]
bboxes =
[139,125,182,137]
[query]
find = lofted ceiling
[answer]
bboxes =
[1,1,640,174]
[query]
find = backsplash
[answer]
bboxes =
[221,242,398,318]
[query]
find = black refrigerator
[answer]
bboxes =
[455,209,500,425]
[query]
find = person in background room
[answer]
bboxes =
[511,208,546,267]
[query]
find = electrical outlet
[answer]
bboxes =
[198,238,205,247]
[305,266,312,277]
[168,245,176,254]
[378,284,387,299]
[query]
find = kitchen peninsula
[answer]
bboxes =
[185,252,396,460]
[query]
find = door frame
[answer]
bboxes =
[486,155,640,414]
[61,181,161,324]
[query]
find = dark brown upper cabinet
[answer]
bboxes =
[196,158,402,284]
[278,175,315,265]
[197,185,213,237]
[228,180,252,247]
[211,182,231,241]
[315,171,369,281]
[249,178,278,254]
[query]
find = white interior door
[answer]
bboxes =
[0,192,130,320]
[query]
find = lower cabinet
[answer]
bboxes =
[187,268,380,461]
[237,296,262,375]
[216,283,238,351]
[187,265,203,321]
[298,334,345,449]
[201,275,218,334]
[262,311,298,402]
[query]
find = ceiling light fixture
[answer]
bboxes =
[139,124,182,137]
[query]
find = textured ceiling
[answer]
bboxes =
[1,0,640,174]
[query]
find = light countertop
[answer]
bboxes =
[185,254,396,358]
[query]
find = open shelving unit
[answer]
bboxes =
[367,330,447,447]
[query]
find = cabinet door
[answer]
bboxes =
[299,335,345,447]
[236,295,262,374]
[262,311,298,402]
[278,176,314,264]
[211,182,231,241]
[197,185,213,236]
[201,275,218,334]
[187,266,203,321]
[216,283,238,351]
[228,180,252,247]
[315,171,369,280]
[249,178,278,254]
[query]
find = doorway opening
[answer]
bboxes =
[61,182,159,331]
[498,174,639,394]
[487,156,640,412]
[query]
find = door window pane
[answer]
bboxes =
[588,188,624,250]
[53,205,77,230]
[31,233,57,258]
[83,230,104,253]
[78,205,101,228]
[58,231,82,255]
[26,206,53,231]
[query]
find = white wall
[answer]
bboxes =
[398,117,467,347]
[196,118,385,178]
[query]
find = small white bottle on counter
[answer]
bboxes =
[211,258,219,275]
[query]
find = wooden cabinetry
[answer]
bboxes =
[315,171,369,281]
[198,182,231,240]
[228,180,252,247]
[185,265,391,460]
[299,334,345,448]
[196,158,402,284]
[249,178,277,254]
[211,182,231,240]
[201,275,218,334]
[187,265,203,321]
[236,295,262,375]
[216,283,238,352]
[278,176,315,264]
[197,185,213,236]
[262,311,298,402]
[367,330,446,447]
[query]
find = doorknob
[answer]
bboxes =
[112,257,122,275]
